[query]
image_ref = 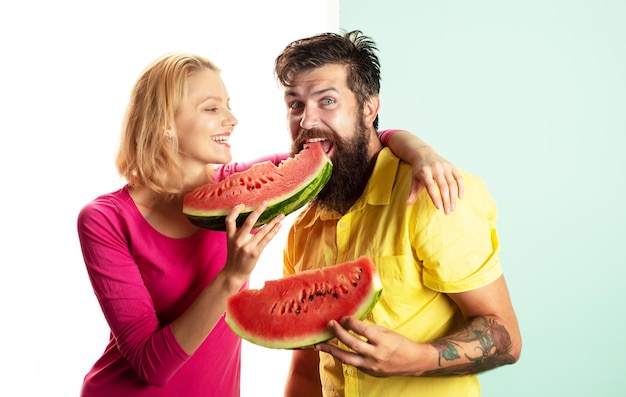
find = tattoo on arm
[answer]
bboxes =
[424,317,515,376]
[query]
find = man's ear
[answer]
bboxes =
[363,95,380,124]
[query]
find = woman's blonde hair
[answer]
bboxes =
[115,53,220,194]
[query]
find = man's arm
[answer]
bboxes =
[422,275,521,376]
[313,275,521,378]
[284,348,322,397]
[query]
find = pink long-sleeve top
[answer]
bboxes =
[77,132,396,396]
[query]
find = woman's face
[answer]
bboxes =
[174,68,238,170]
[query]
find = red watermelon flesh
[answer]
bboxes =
[225,256,383,349]
[183,141,332,231]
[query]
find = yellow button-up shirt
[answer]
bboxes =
[283,148,503,397]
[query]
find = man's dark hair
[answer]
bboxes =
[274,30,381,129]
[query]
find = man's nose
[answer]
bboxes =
[299,107,319,130]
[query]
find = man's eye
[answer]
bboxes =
[322,98,335,105]
[289,102,303,110]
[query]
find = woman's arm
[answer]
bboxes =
[78,200,283,386]
[214,129,464,214]
[380,129,464,214]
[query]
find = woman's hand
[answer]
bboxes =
[407,146,464,214]
[171,203,284,354]
[382,130,464,214]
[223,202,284,283]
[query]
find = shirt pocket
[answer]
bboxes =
[370,255,437,330]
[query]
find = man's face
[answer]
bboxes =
[284,63,362,159]
[284,63,377,213]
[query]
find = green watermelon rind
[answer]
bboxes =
[184,160,332,231]
[225,260,384,350]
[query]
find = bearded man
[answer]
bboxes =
[276,30,522,397]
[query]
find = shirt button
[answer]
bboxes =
[346,369,353,375]
[339,221,347,228]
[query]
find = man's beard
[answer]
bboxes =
[292,117,375,214]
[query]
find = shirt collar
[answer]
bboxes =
[302,148,399,228]
[361,148,398,207]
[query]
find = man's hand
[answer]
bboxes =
[314,316,425,378]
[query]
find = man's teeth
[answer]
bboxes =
[212,136,229,142]
[306,138,325,143]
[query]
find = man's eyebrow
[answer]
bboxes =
[284,89,298,98]
[313,87,339,97]
[284,87,339,98]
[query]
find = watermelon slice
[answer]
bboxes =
[183,141,332,231]
[225,256,383,349]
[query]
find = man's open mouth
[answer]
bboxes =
[305,138,333,154]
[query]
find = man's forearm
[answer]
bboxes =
[421,316,518,377]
